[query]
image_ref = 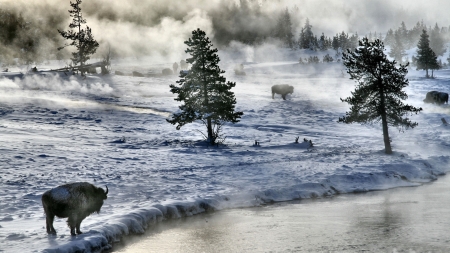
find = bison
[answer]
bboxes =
[173,62,179,74]
[42,182,108,236]
[180,59,188,70]
[272,84,294,100]
[423,91,449,105]
[162,68,173,76]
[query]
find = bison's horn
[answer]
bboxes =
[105,185,108,195]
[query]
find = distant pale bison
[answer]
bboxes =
[180,60,188,70]
[272,84,294,100]
[234,64,246,75]
[132,71,144,77]
[172,62,179,74]
[42,182,108,236]
[423,91,448,105]
[162,68,174,76]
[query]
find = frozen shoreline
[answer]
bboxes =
[114,174,450,253]
[42,154,449,253]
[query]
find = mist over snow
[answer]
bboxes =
[0,0,450,252]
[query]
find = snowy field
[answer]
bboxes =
[0,50,450,252]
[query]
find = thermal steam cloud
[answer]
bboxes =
[89,9,214,62]
[3,0,450,62]
[0,74,113,96]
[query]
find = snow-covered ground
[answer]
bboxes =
[0,50,449,252]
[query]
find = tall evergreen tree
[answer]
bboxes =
[58,0,99,74]
[389,30,406,63]
[349,32,359,50]
[299,18,314,49]
[430,23,446,56]
[339,38,422,154]
[167,28,243,145]
[398,21,409,47]
[339,31,349,50]
[284,9,294,49]
[273,8,294,48]
[332,34,339,51]
[409,21,427,47]
[416,29,439,78]
[384,28,395,46]
[318,33,328,51]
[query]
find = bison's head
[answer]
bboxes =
[92,186,108,213]
[101,185,108,200]
[288,86,294,94]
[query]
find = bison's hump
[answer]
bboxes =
[48,187,71,201]
[46,182,92,201]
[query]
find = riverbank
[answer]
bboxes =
[113,174,450,252]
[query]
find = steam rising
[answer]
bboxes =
[2,0,449,63]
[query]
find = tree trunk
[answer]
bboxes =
[379,82,393,154]
[207,117,213,145]
[381,112,392,154]
[202,58,213,145]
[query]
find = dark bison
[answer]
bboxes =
[423,91,449,105]
[42,182,108,236]
[272,84,294,100]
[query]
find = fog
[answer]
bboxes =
[1,0,450,63]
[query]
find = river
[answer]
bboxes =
[113,175,450,252]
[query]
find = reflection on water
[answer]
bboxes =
[114,175,450,252]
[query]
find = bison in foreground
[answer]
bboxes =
[42,182,108,236]
[272,84,294,100]
[423,91,449,105]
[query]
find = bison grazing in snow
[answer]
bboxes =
[42,182,108,236]
[272,84,294,100]
[423,91,449,105]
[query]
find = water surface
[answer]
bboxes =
[114,175,450,252]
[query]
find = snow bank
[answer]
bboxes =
[42,155,449,253]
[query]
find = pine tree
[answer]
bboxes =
[299,18,314,49]
[349,33,359,50]
[58,0,99,74]
[384,28,395,46]
[339,38,422,154]
[389,30,406,63]
[398,21,409,47]
[282,8,294,49]
[339,31,349,50]
[273,8,294,48]
[416,29,439,78]
[167,28,243,145]
[332,34,339,51]
[409,21,426,47]
[318,33,327,51]
[430,23,446,56]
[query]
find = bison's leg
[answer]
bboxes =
[75,215,86,235]
[42,200,57,234]
[67,215,77,236]
[76,221,83,235]
[272,92,275,99]
[45,212,56,234]
[282,94,286,100]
